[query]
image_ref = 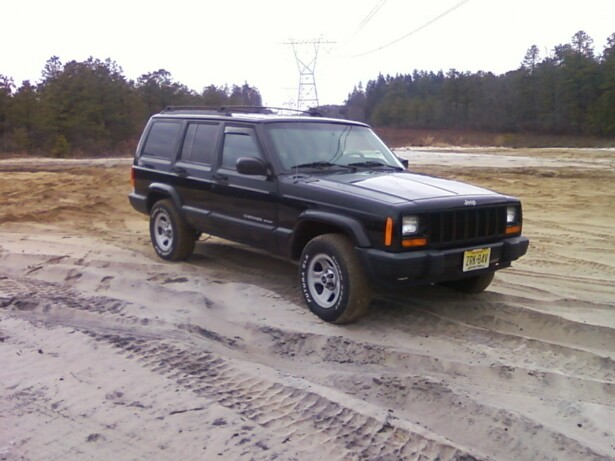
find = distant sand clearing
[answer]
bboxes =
[1,149,614,460]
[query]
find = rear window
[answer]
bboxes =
[142,121,182,158]
[180,123,219,165]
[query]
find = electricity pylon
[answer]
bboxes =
[285,38,335,110]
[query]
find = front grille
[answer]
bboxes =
[427,206,507,247]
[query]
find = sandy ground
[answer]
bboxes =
[0,148,614,461]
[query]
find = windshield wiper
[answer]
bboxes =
[348,161,403,171]
[290,161,355,170]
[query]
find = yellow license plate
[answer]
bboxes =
[463,248,491,272]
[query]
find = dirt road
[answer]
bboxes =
[1,149,614,460]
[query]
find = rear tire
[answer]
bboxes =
[299,234,372,324]
[149,199,195,261]
[442,271,495,294]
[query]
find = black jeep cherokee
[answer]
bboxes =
[129,107,529,323]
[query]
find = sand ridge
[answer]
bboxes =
[0,149,614,460]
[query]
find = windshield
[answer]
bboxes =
[265,122,403,171]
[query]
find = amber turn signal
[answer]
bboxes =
[505,225,522,235]
[384,217,393,246]
[402,237,428,248]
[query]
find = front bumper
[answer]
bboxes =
[357,236,529,287]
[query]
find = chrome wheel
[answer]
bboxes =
[306,253,341,309]
[153,209,173,253]
[299,234,372,323]
[149,200,196,261]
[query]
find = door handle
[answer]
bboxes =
[213,173,229,182]
[172,166,187,175]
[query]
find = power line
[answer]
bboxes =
[324,0,388,57]
[354,0,388,36]
[341,0,472,58]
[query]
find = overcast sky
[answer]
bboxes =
[3,0,614,107]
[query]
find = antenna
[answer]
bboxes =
[284,38,335,110]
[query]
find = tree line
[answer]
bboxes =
[0,57,262,156]
[343,31,615,138]
[1,30,614,156]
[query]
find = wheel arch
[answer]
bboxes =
[146,183,182,213]
[290,210,371,260]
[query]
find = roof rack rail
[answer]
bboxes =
[162,105,323,117]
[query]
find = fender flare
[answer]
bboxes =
[295,210,372,248]
[147,183,183,212]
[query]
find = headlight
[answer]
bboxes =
[506,206,518,224]
[402,215,420,235]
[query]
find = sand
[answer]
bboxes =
[0,148,614,460]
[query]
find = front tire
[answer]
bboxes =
[299,234,372,324]
[149,199,195,261]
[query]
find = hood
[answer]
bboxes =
[301,170,497,202]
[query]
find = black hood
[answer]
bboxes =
[298,170,498,203]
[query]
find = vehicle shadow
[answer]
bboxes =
[188,238,512,328]
[189,239,304,305]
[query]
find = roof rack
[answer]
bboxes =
[162,105,323,117]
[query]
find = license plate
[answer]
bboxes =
[463,248,491,272]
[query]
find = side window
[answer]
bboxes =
[180,123,219,165]
[221,129,262,170]
[142,121,182,159]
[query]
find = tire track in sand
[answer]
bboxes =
[0,274,480,461]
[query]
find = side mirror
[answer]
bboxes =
[396,156,409,169]
[236,157,268,176]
